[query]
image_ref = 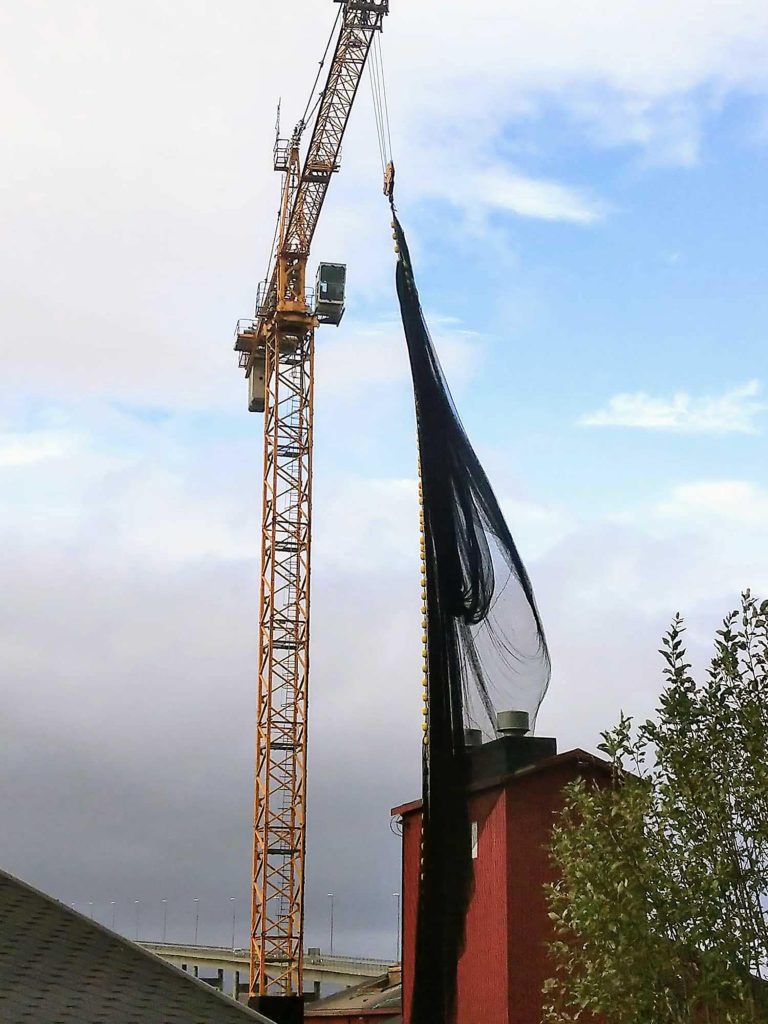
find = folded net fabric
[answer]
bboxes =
[390,201,551,1024]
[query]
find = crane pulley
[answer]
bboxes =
[232,1,389,1013]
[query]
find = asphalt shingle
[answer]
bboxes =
[0,869,273,1024]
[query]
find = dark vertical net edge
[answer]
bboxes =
[390,203,551,1024]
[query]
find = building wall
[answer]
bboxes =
[504,762,589,1024]
[398,751,611,1024]
[456,788,509,1024]
[304,1015,395,1024]
[401,788,510,1024]
[400,810,420,1024]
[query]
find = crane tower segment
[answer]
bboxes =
[233,0,389,1004]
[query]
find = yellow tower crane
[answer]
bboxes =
[233,0,389,1008]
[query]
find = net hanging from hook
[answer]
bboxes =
[387,174,551,1024]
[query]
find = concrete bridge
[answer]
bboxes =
[141,942,391,1001]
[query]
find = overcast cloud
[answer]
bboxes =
[2,0,768,959]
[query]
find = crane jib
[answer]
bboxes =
[257,0,388,322]
[282,0,389,255]
[333,0,389,13]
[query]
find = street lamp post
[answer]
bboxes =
[393,893,401,963]
[88,901,94,920]
[110,902,117,930]
[162,899,168,943]
[193,898,200,945]
[327,894,335,956]
[134,901,140,941]
[230,897,236,951]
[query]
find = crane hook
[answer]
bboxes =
[383,160,396,200]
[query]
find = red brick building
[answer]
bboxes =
[392,741,612,1024]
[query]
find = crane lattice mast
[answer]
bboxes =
[233,0,389,1005]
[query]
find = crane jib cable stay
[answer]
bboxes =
[232,3,389,1022]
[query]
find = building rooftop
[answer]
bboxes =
[391,747,613,816]
[0,868,272,1024]
[305,967,402,1020]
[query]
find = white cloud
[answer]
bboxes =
[499,496,575,559]
[564,91,706,167]
[651,480,768,610]
[594,478,768,613]
[2,390,766,954]
[4,0,768,415]
[0,431,76,467]
[314,475,419,574]
[447,167,607,224]
[581,380,766,434]
[0,413,260,564]
[317,317,481,399]
[388,0,768,168]
[657,479,768,527]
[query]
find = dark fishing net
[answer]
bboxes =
[389,195,551,1024]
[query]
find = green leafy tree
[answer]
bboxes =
[545,592,768,1024]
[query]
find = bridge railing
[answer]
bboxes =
[141,942,390,976]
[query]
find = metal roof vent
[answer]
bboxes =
[497,709,530,737]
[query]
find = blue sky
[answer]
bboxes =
[2,0,768,957]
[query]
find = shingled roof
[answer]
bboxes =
[304,968,401,1021]
[0,868,273,1024]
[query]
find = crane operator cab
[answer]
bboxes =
[314,263,346,326]
[240,265,347,413]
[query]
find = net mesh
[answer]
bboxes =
[390,200,551,1024]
